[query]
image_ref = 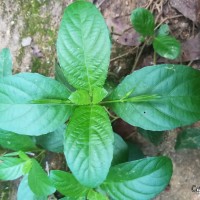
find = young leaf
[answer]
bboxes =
[0,129,37,151]
[69,90,91,105]
[0,48,12,77]
[17,176,47,200]
[57,1,111,92]
[107,64,200,131]
[100,156,173,200]
[92,87,108,104]
[0,157,26,180]
[157,24,170,36]
[87,190,108,200]
[131,8,155,36]
[64,106,114,187]
[175,128,200,150]
[112,133,128,166]
[153,35,180,59]
[28,159,56,196]
[36,124,66,153]
[50,170,89,198]
[0,73,74,135]
[138,128,165,146]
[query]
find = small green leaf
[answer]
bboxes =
[50,170,89,198]
[17,176,47,200]
[0,73,74,135]
[0,157,25,180]
[175,128,200,149]
[157,24,170,36]
[107,64,200,131]
[153,35,180,59]
[28,159,56,196]
[100,156,173,200]
[36,125,66,152]
[0,129,37,151]
[22,159,33,174]
[0,48,12,77]
[87,190,108,200]
[64,106,114,187]
[131,8,155,36]
[138,128,165,146]
[69,90,91,105]
[57,1,111,92]
[112,133,128,166]
[92,87,108,104]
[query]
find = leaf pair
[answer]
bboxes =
[50,156,172,200]
[131,8,180,59]
[0,154,55,198]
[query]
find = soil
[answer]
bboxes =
[0,0,200,199]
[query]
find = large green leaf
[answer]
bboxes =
[0,73,74,135]
[153,36,180,59]
[57,1,111,92]
[28,159,56,196]
[0,48,12,77]
[107,64,200,131]
[36,125,66,152]
[100,156,172,200]
[0,129,37,151]
[131,8,155,36]
[50,170,89,198]
[112,133,128,166]
[0,157,25,180]
[175,128,200,149]
[17,176,47,200]
[64,106,114,187]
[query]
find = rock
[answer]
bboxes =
[21,37,32,47]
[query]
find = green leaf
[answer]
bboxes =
[153,36,180,59]
[28,159,56,196]
[92,87,108,104]
[131,8,155,36]
[107,64,200,131]
[138,128,165,146]
[127,142,145,161]
[0,48,12,77]
[0,73,74,135]
[64,106,114,187]
[0,129,37,151]
[112,133,128,166]
[57,1,111,92]
[17,176,47,200]
[0,157,25,180]
[157,24,170,36]
[175,128,200,149]
[22,159,33,174]
[87,190,108,200]
[100,156,173,200]
[69,90,91,105]
[50,170,89,198]
[36,125,66,152]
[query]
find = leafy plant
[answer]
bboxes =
[1,1,200,200]
[131,8,181,60]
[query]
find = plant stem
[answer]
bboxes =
[132,42,146,72]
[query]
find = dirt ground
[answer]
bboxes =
[0,0,200,199]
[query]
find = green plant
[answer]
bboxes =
[130,8,181,69]
[1,1,200,199]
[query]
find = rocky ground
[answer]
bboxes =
[0,0,200,199]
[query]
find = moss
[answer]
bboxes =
[15,0,57,75]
